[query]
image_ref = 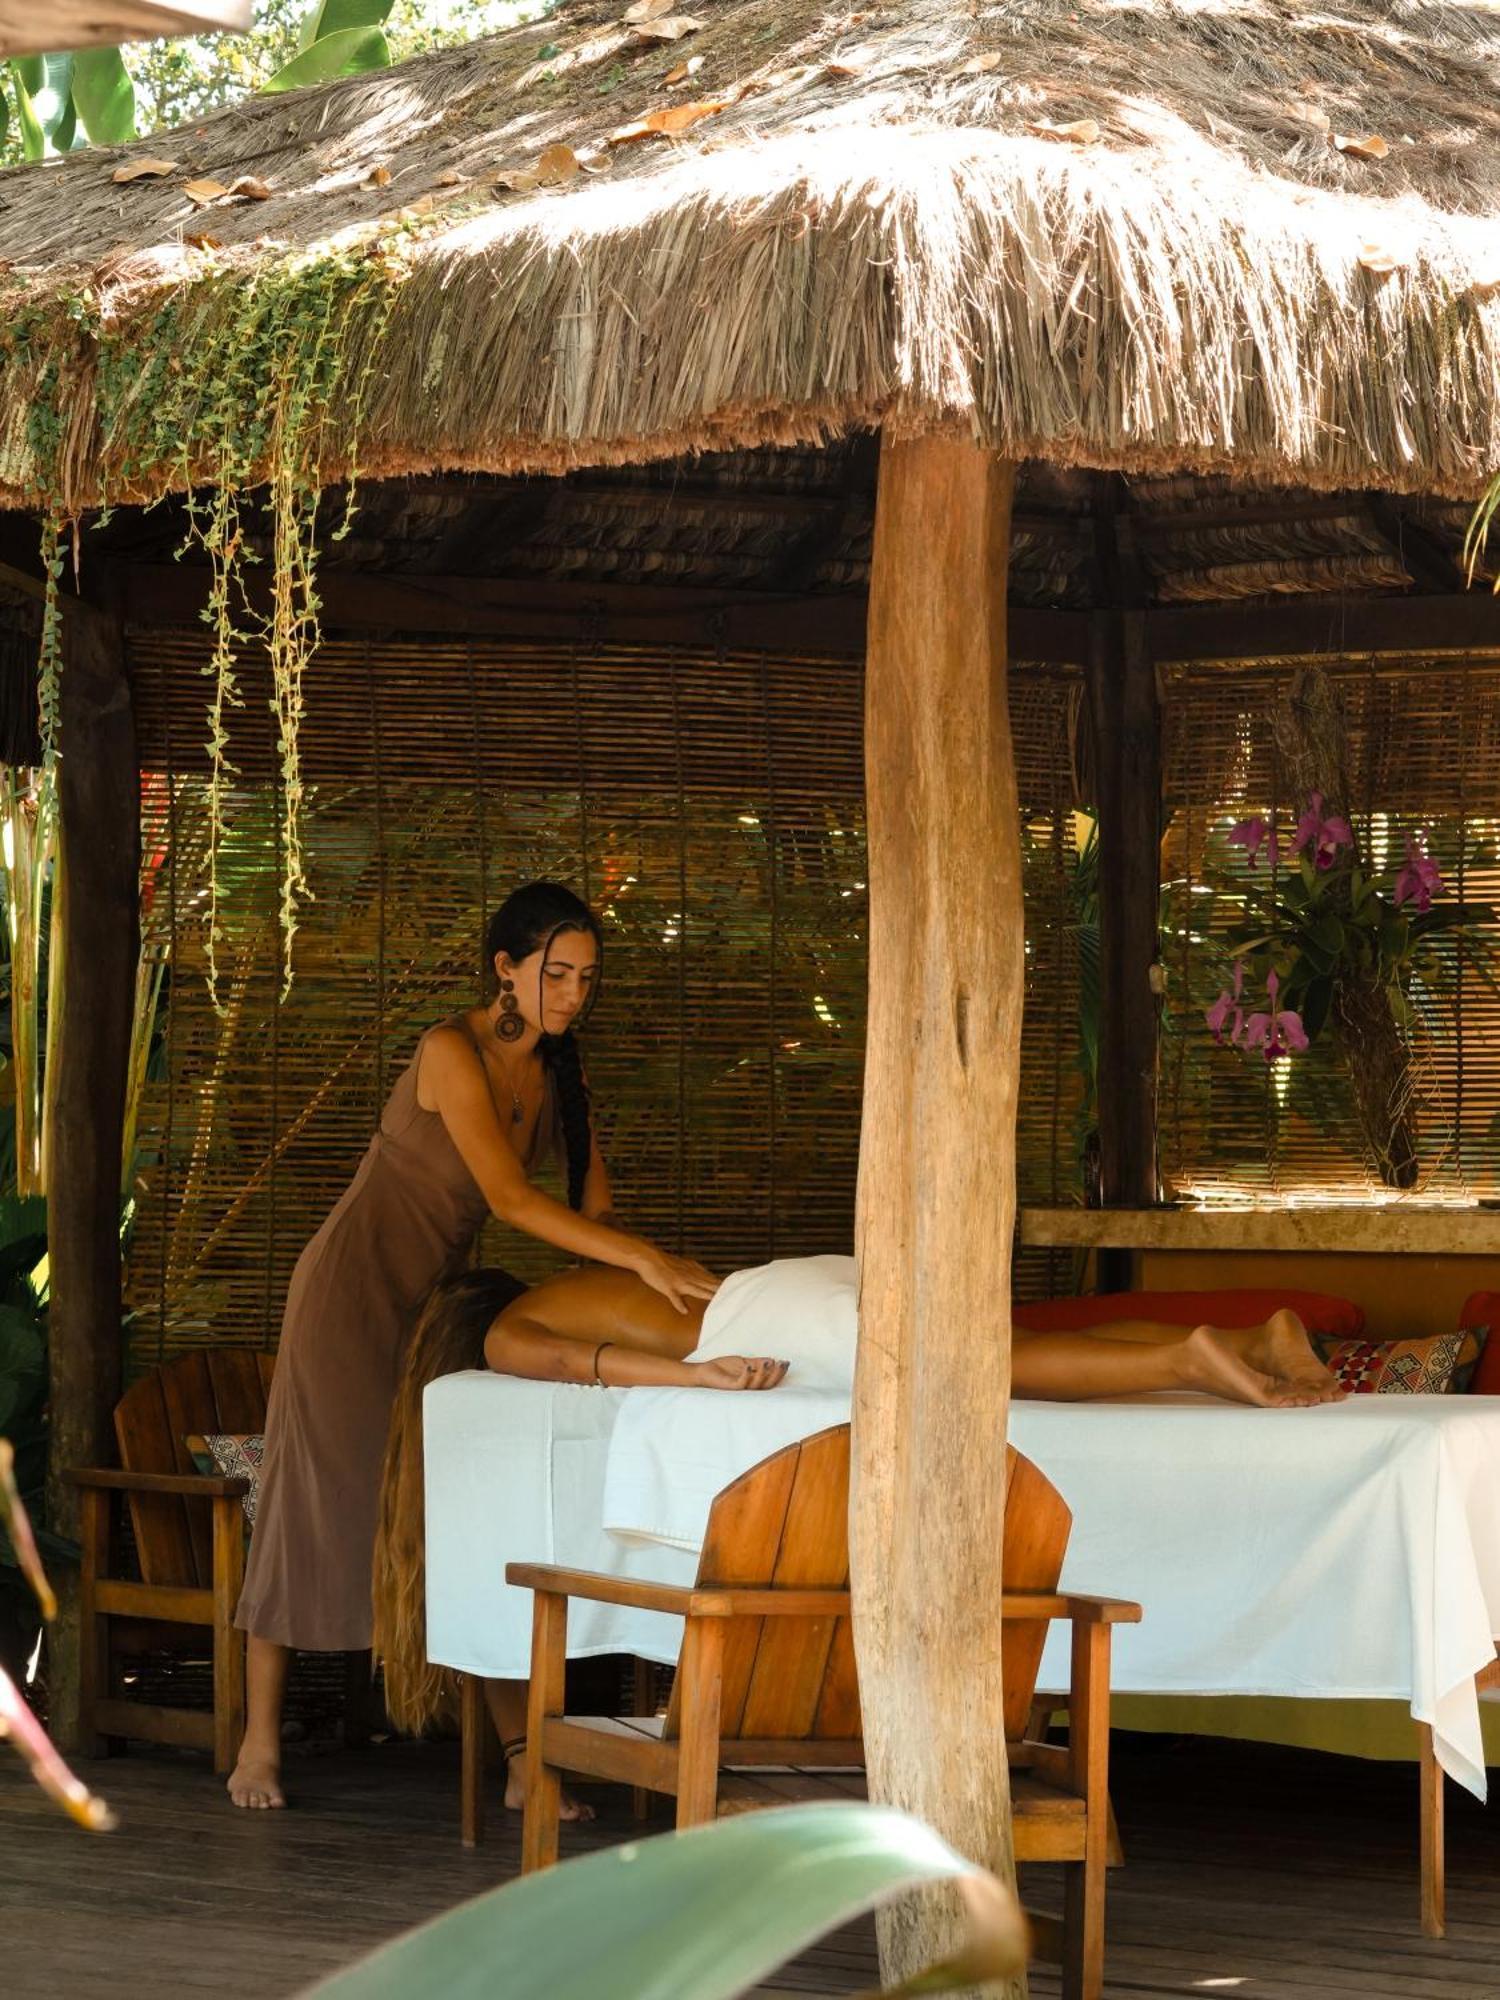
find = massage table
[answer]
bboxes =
[425,1376,1500,1929]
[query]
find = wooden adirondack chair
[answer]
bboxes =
[493,1424,1140,2000]
[64,1347,274,1772]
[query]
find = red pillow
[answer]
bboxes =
[1460,1292,1500,1395]
[1013,1288,1365,1338]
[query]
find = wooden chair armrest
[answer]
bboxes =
[505,1564,850,1621]
[66,1467,250,1499]
[1061,1592,1141,1625]
[506,1564,706,1616]
[1000,1591,1142,1626]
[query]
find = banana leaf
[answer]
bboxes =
[305,1803,1026,2000]
[263,27,392,94]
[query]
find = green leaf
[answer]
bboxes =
[1301,976,1333,1042]
[299,0,397,51]
[262,26,392,93]
[50,91,75,153]
[17,53,75,153]
[0,1195,49,1293]
[0,1304,45,1434]
[9,60,46,161]
[1311,912,1344,958]
[306,1803,1025,2000]
[72,47,136,146]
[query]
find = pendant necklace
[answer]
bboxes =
[492,1015,528,1126]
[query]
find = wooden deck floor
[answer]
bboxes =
[2,1732,1498,1998]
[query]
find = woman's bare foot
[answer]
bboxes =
[503,1749,596,1822]
[1175,1326,1324,1408]
[1246,1309,1346,1404]
[227,1755,285,1809]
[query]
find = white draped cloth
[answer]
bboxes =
[424,1300,1500,1800]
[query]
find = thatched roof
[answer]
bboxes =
[3,0,1500,511]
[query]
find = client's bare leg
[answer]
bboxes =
[227,1636,289,1808]
[1013,1309,1344,1408]
[482,1677,594,1822]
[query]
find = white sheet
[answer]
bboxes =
[423,1373,696,1680]
[426,1372,1500,1800]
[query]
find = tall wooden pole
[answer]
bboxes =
[853,435,1023,1987]
[1086,488,1161,1253]
[45,601,139,1752]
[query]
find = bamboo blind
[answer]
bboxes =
[1160,654,1500,1204]
[124,631,1087,1360]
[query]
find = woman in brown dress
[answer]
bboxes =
[229,880,718,1809]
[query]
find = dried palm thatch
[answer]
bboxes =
[3,0,1500,512]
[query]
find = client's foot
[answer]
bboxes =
[503,1748,596,1822]
[1176,1326,1324,1409]
[227,1754,285,1809]
[1248,1309,1346,1404]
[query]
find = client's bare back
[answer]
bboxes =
[483,1267,786,1391]
[496,1266,710,1356]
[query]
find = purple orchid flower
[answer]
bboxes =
[1242,968,1311,1062]
[1205,959,1248,1045]
[1291,791,1354,872]
[1394,829,1444,915]
[1228,816,1279,869]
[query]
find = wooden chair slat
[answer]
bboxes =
[663,1439,800,1742]
[208,1347,271,1433]
[158,1350,216,1588]
[812,1615,862,1738]
[1001,1444,1072,1743]
[739,1429,851,1741]
[115,1370,199,1589]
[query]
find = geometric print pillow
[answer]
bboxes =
[183,1432,266,1525]
[1311,1327,1489,1396]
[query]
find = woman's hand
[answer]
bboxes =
[689,1355,789,1392]
[631,1245,722,1314]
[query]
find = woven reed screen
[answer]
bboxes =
[1160,655,1500,1203]
[125,628,1087,1363]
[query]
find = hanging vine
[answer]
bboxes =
[66,228,410,1001]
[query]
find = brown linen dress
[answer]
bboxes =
[235,1016,563,1653]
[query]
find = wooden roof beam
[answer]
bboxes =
[1151,590,1500,660]
[109,561,1091,664]
[1365,496,1465,595]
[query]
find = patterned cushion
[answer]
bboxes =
[184,1432,266,1524]
[1311,1328,1490,1396]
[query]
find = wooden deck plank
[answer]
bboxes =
[1,1735,1497,1998]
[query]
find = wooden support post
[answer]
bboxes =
[1418,1723,1445,1938]
[674,1617,725,1830]
[45,603,139,1755]
[853,435,1023,1990]
[211,1494,247,1774]
[460,1672,488,1850]
[521,1592,568,1874]
[1086,489,1161,1276]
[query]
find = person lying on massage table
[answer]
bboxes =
[373,1258,1344,1819]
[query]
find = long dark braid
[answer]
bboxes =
[484,881,603,1214]
[541,1029,593,1211]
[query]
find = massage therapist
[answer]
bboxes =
[229,880,719,1809]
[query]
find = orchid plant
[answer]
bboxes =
[1203,790,1494,1185]
[1206,792,1478,1063]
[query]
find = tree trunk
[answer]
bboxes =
[44,603,139,1751]
[854,434,1024,1992]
